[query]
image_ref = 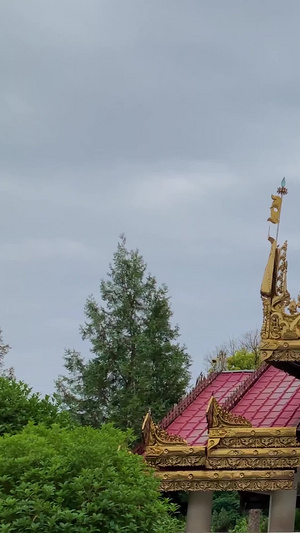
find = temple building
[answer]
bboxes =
[142,182,300,533]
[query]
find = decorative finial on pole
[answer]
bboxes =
[261,181,288,298]
[277,177,288,196]
[267,179,288,242]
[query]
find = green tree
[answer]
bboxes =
[212,491,240,532]
[0,423,182,533]
[229,515,248,533]
[0,328,14,378]
[56,236,191,435]
[227,349,257,370]
[0,377,71,436]
[206,330,260,372]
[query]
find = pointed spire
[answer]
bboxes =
[277,177,288,196]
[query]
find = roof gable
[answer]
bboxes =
[166,371,252,445]
[163,365,300,446]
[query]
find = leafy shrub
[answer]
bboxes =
[0,423,180,532]
[0,377,71,436]
[212,491,240,532]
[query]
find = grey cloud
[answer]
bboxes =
[1,1,300,392]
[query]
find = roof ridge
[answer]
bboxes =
[222,363,268,412]
[159,370,221,429]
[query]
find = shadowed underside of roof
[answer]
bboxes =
[165,365,300,446]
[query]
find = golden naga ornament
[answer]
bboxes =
[142,411,186,447]
[206,396,251,429]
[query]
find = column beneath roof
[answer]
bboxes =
[186,491,213,533]
[268,486,297,532]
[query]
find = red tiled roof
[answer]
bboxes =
[164,365,300,447]
[167,371,252,445]
[232,365,300,427]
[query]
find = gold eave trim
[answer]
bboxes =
[158,469,294,481]
[261,340,300,351]
[208,426,297,439]
[208,447,300,458]
[158,469,295,492]
[144,445,206,457]
[144,445,206,467]
[160,478,295,492]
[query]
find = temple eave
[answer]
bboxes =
[158,469,295,492]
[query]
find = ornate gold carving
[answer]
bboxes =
[208,426,299,449]
[209,426,296,438]
[261,236,277,300]
[207,438,221,451]
[158,469,293,481]
[144,444,206,467]
[207,447,300,469]
[159,469,295,491]
[208,447,300,458]
[260,219,300,362]
[268,195,282,225]
[142,411,186,447]
[219,436,299,448]
[207,457,300,469]
[160,479,294,492]
[148,455,206,467]
[206,397,251,429]
[145,445,205,457]
[270,349,300,362]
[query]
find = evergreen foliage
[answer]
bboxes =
[212,491,240,532]
[56,236,191,435]
[0,423,182,532]
[0,377,72,436]
[0,328,14,378]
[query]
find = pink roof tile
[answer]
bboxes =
[167,371,252,445]
[232,366,300,427]
[163,365,300,448]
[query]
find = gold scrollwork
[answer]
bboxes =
[219,436,299,448]
[260,233,300,361]
[160,479,294,492]
[206,397,251,429]
[158,469,293,482]
[270,349,300,362]
[206,457,300,469]
[148,456,206,467]
[142,411,186,447]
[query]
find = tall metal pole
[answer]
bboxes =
[276,179,288,241]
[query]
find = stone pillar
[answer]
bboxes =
[268,488,297,532]
[186,491,213,533]
[248,508,261,532]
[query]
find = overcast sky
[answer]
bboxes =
[1,1,300,395]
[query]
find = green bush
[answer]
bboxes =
[229,515,248,533]
[0,423,181,532]
[0,377,71,436]
[212,491,240,532]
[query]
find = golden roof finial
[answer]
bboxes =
[260,180,300,369]
[267,178,288,241]
[261,180,288,299]
[277,177,288,196]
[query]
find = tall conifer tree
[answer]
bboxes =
[56,236,191,435]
